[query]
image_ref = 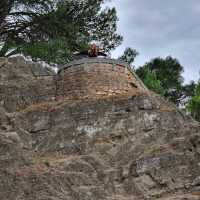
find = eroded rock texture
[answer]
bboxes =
[0,57,55,112]
[0,57,200,200]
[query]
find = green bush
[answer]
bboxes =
[136,66,165,96]
[187,81,200,121]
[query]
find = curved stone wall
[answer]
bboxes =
[56,58,148,100]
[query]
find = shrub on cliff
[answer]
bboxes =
[118,47,139,67]
[136,66,165,96]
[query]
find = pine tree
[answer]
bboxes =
[0,0,122,64]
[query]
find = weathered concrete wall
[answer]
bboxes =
[56,58,148,100]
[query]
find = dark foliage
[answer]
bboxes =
[118,47,138,66]
[137,56,185,105]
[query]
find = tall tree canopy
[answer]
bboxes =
[180,81,196,106]
[0,0,123,64]
[136,56,184,105]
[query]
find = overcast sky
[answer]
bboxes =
[105,0,200,83]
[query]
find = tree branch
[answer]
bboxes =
[6,48,20,57]
[9,11,39,17]
[0,40,10,57]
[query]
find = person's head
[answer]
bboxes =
[88,43,98,57]
[90,43,97,50]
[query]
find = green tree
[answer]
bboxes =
[0,0,122,64]
[187,80,200,121]
[180,81,196,105]
[136,66,165,96]
[136,56,184,105]
[118,47,138,66]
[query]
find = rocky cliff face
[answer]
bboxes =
[0,57,200,200]
[0,57,55,112]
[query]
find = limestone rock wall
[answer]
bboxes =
[0,57,56,112]
[10,95,200,200]
[56,58,148,100]
[0,56,200,200]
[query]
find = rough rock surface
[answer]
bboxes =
[0,57,55,112]
[0,57,200,200]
